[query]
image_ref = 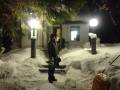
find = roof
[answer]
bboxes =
[63,20,88,24]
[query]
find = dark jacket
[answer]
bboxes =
[48,40,58,58]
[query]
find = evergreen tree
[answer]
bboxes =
[0,0,86,52]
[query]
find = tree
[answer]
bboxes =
[0,0,16,52]
[12,0,86,24]
[1,0,86,27]
[0,0,86,51]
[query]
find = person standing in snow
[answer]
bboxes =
[47,33,59,83]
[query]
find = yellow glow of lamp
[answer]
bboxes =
[89,18,99,27]
[28,18,41,39]
[28,18,41,29]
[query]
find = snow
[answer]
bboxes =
[0,47,5,56]
[88,33,97,39]
[0,44,120,90]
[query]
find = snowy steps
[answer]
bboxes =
[39,65,66,74]
[41,64,66,69]
[39,68,66,74]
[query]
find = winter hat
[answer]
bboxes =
[50,33,55,39]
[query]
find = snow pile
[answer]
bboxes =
[107,65,120,90]
[88,33,97,39]
[64,57,110,90]
[0,48,49,90]
[59,48,69,56]
[0,61,14,79]
[60,45,120,90]
[64,78,76,89]
[0,45,120,90]
[0,60,4,65]
[0,47,5,57]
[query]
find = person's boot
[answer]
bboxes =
[48,77,53,83]
[52,76,57,81]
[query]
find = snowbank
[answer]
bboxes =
[60,45,120,90]
[0,61,14,79]
[0,45,120,90]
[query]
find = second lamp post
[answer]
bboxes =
[28,18,39,58]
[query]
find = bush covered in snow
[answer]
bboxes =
[0,61,14,79]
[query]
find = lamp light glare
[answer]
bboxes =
[28,18,42,29]
[89,18,98,27]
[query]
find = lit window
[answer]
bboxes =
[70,27,80,41]
[71,30,77,41]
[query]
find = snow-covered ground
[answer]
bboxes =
[0,43,120,90]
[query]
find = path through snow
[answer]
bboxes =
[0,44,120,90]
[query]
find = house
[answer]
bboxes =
[20,15,89,49]
[51,16,89,48]
[62,20,89,47]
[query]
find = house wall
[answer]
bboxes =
[21,15,90,48]
[21,23,89,49]
[62,23,89,47]
[22,29,47,48]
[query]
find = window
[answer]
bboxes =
[70,26,80,41]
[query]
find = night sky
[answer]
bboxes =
[86,0,120,43]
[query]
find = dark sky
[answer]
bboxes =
[86,0,120,43]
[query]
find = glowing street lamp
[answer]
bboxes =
[89,18,99,33]
[28,18,40,29]
[88,18,98,54]
[28,18,40,58]
[89,18,98,27]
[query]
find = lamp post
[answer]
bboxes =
[28,18,39,58]
[89,18,99,54]
[89,18,98,33]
